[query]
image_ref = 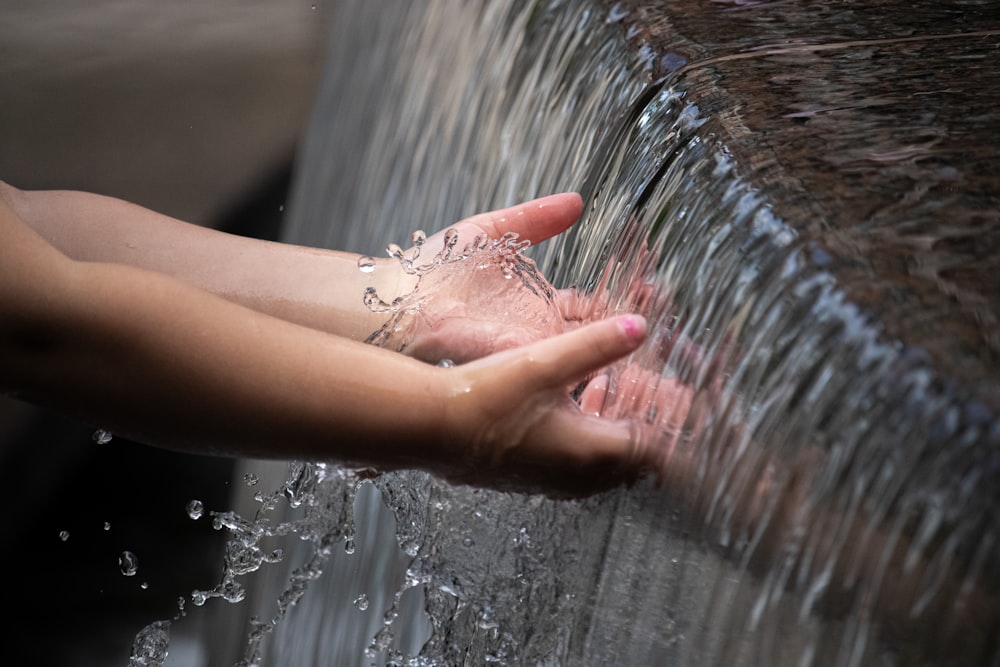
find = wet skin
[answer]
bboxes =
[0,185,681,497]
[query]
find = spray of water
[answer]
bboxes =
[362,228,562,361]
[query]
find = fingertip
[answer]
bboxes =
[548,191,583,216]
[531,191,581,208]
[617,314,647,344]
[529,192,583,234]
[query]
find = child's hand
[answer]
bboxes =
[427,314,658,497]
[370,194,585,364]
[375,193,669,366]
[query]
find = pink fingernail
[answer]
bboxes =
[621,315,646,340]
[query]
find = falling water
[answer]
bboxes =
[136,1,1000,665]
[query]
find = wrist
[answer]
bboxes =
[429,363,502,485]
[361,359,458,477]
[354,255,419,341]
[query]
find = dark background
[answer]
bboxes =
[0,2,333,664]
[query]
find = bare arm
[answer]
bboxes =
[0,194,651,496]
[0,183,587,345]
[0,182,404,341]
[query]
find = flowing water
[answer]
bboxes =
[132,1,999,665]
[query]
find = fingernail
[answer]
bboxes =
[621,315,646,341]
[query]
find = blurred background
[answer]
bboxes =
[0,1,333,664]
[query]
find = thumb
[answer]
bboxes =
[507,315,647,391]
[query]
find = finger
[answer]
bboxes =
[510,314,646,390]
[578,373,609,416]
[461,192,583,244]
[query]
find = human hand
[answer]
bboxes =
[428,313,660,497]
[366,194,588,364]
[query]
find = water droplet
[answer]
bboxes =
[368,627,395,654]
[436,358,456,368]
[410,230,426,246]
[58,530,70,542]
[140,581,149,590]
[386,243,404,259]
[353,593,370,611]
[244,473,259,486]
[120,550,138,576]
[129,620,170,666]
[186,500,204,520]
[191,590,209,606]
[358,255,376,273]
[344,538,356,555]
[92,429,112,445]
[103,522,111,531]
[220,578,246,603]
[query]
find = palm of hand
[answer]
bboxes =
[368,221,566,364]
[357,194,708,495]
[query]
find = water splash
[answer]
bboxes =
[128,464,365,664]
[128,620,170,667]
[363,228,562,362]
[119,550,139,577]
[185,499,204,520]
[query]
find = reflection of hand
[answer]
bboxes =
[370,194,587,364]
[431,314,658,497]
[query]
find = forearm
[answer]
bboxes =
[0,183,410,341]
[0,243,451,471]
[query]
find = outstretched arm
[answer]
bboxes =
[0,183,584,346]
[0,194,650,496]
[0,182,407,341]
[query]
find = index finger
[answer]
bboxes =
[478,315,646,392]
[458,192,583,245]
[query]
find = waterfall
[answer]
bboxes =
[135,1,999,665]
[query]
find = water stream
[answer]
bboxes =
[132,1,999,665]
